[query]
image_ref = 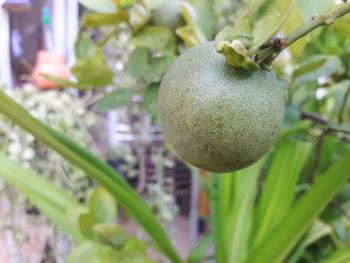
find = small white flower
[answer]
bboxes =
[23,148,35,160]
[8,142,22,154]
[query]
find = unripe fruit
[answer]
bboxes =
[159,42,284,173]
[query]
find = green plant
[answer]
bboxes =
[0,154,154,262]
[0,84,100,261]
[1,0,350,262]
[0,84,99,199]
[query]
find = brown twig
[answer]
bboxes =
[302,109,350,183]
[301,111,350,135]
[301,111,329,125]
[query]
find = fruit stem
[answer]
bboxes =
[257,2,350,65]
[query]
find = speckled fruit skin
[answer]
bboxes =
[159,42,285,173]
[150,1,185,31]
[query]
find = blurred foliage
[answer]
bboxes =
[0,159,155,262]
[271,2,350,261]
[0,84,100,200]
[0,84,101,260]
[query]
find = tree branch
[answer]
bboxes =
[257,2,350,65]
[300,111,329,125]
[300,111,350,135]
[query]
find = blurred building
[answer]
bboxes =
[0,0,79,89]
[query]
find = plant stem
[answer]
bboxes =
[258,2,350,65]
[300,111,350,135]
[308,132,326,184]
[338,84,350,123]
[300,111,329,125]
[286,4,350,46]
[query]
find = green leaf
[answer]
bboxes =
[247,150,350,263]
[131,26,176,54]
[296,0,335,22]
[225,158,266,263]
[210,174,226,263]
[285,235,308,263]
[250,0,296,52]
[253,139,312,248]
[118,0,134,8]
[176,4,206,47]
[250,0,276,22]
[126,47,149,80]
[79,213,97,239]
[323,248,350,263]
[129,1,150,31]
[293,55,342,85]
[176,26,199,48]
[75,34,97,60]
[0,154,85,241]
[93,223,128,247]
[187,234,213,263]
[88,187,117,223]
[282,104,301,132]
[145,55,174,83]
[0,90,183,263]
[305,219,333,246]
[72,51,114,86]
[143,82,160,123]
[186,0,215,38]
[93,89,134,112]
[215,15,253,48]
[79,0,117,14]
[281,5,306,60]
[81,11,129,28]
[40,74,90,90]
[69,234,154,263]
[293,57,327,80]
[68,241,101,263]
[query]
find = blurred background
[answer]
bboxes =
[0,1,208,261]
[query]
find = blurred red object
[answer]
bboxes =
[32,50,70,89]
[2,0,31,12]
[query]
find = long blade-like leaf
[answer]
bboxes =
[247,150,350,263]
[187,233,213,263]
[0,154,85,241]
[211,174,226,263]
[253,140,311,248]
[226,158,265,263]
[219,173,235,234]
[323,248,350,263]
[0,89,183,263]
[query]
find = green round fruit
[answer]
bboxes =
[159,42,285,173]
[150,1,186,31]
